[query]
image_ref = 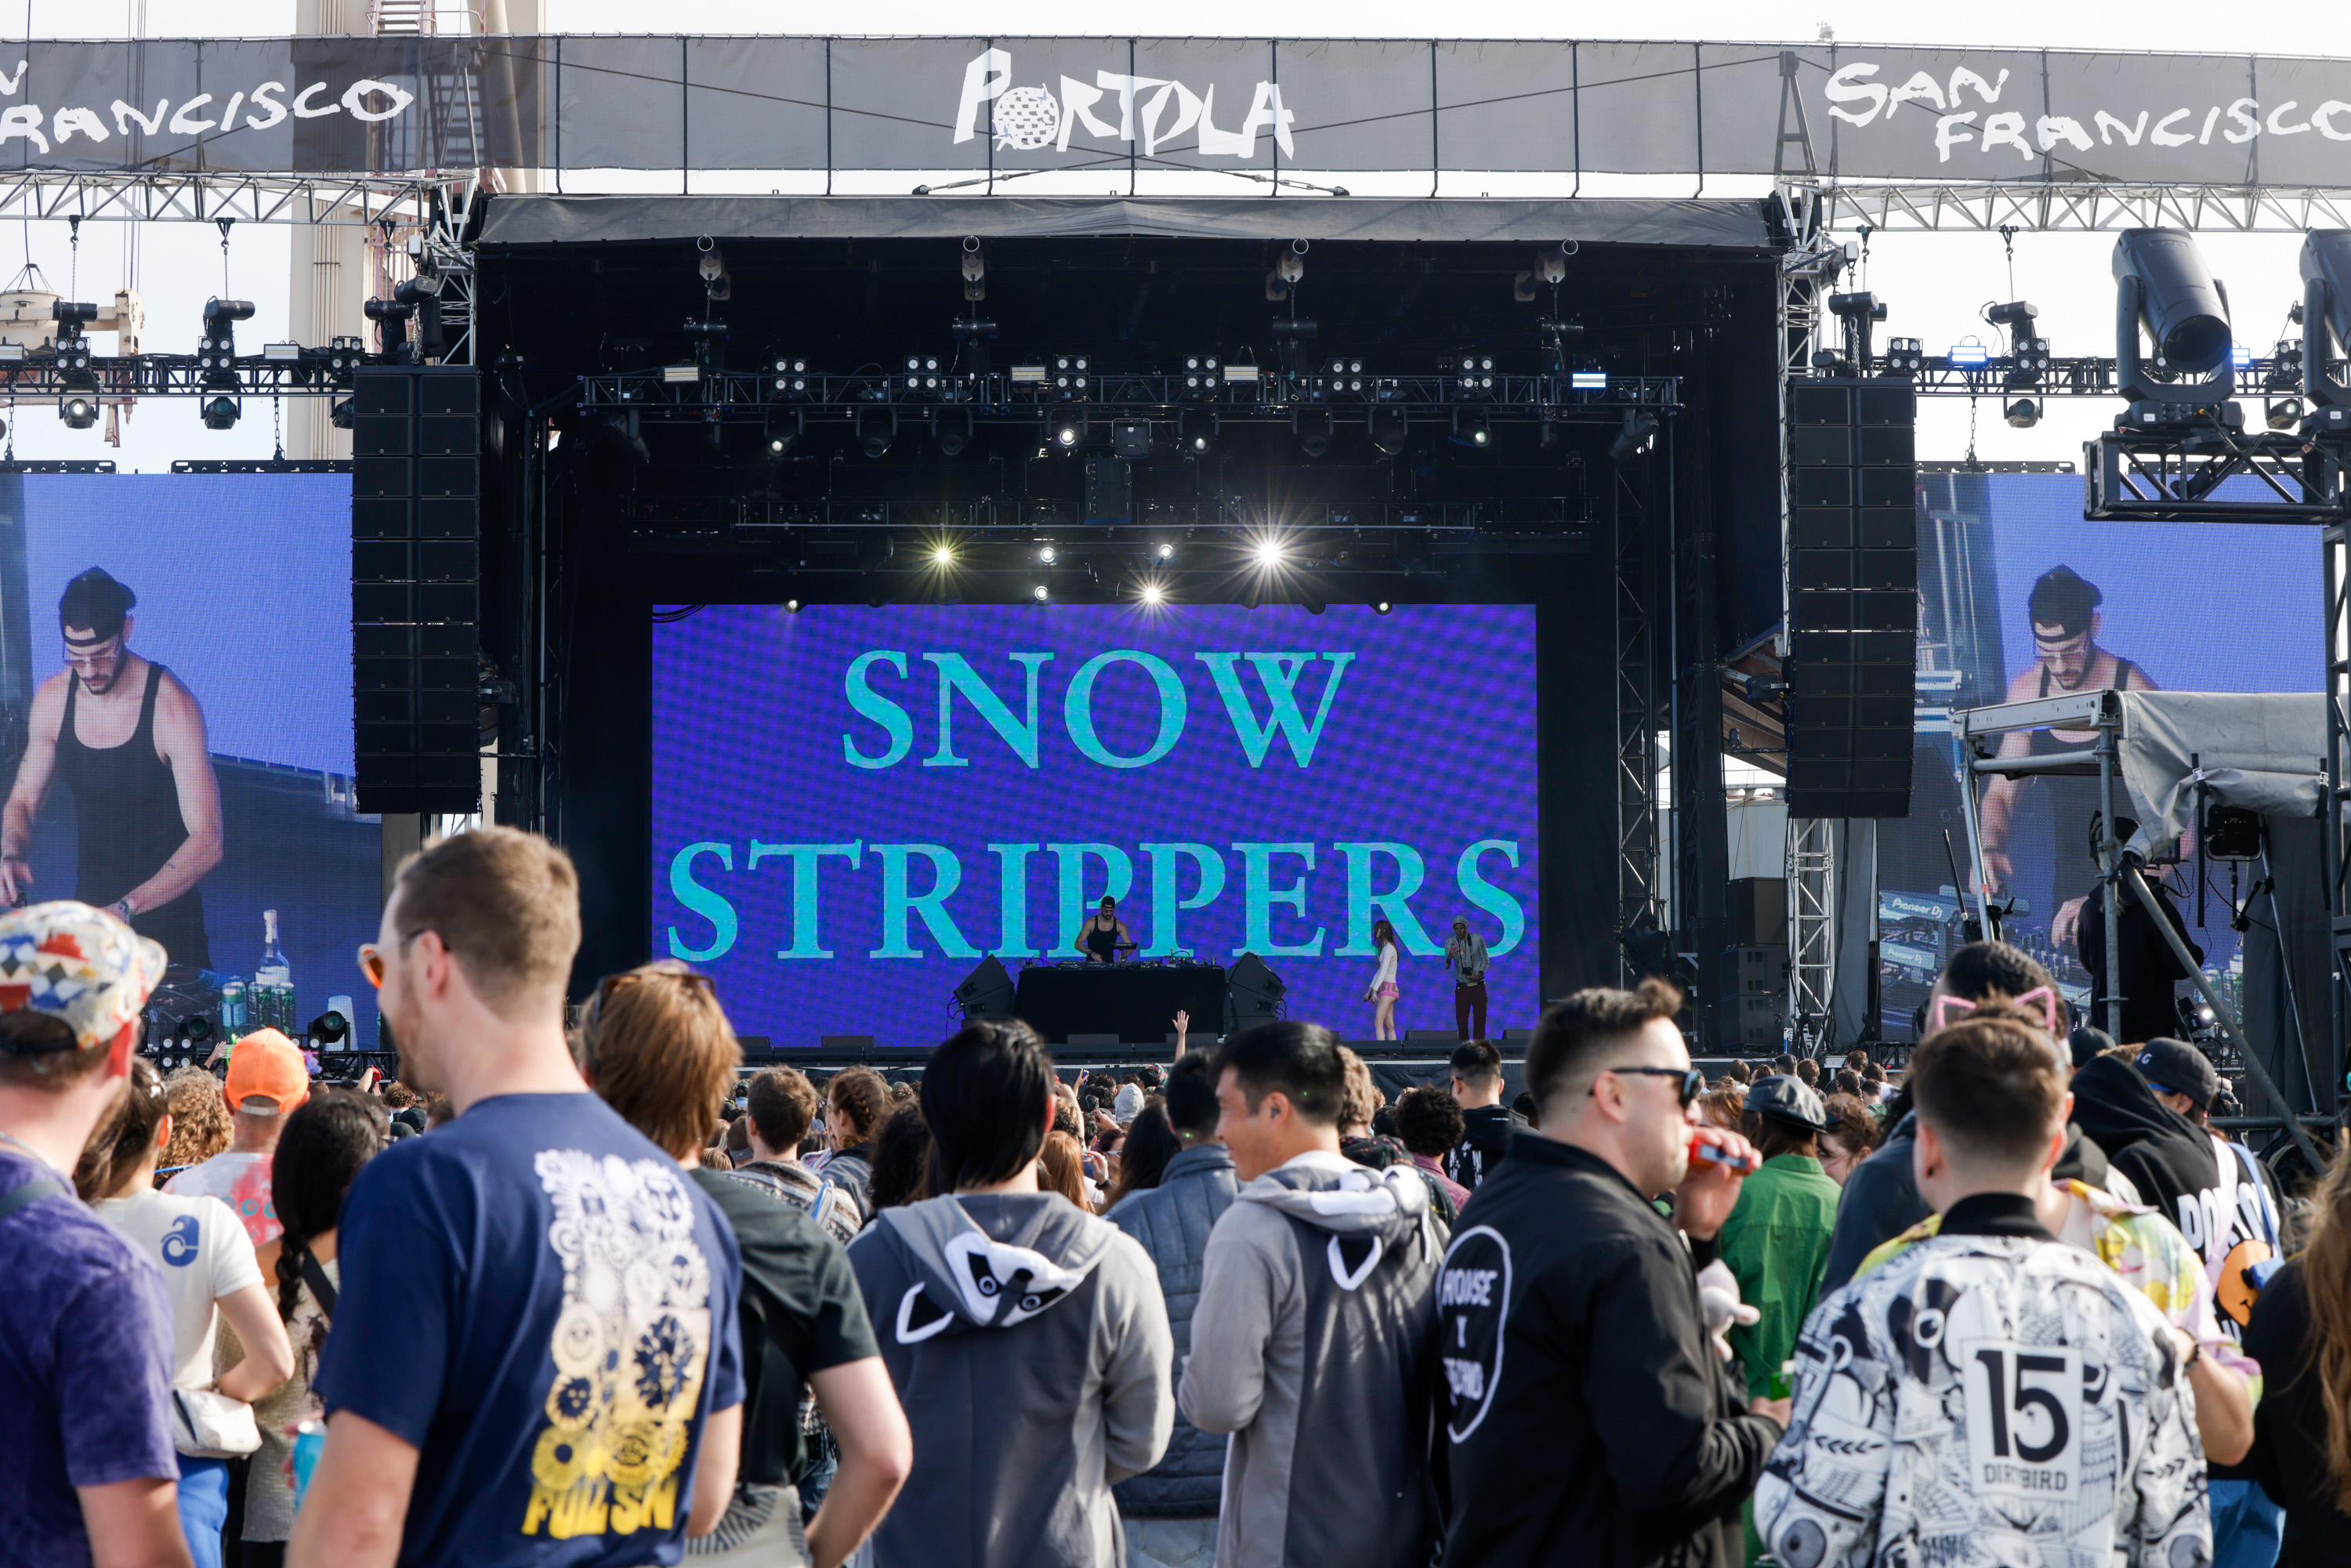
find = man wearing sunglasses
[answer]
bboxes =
[1435,977,1782,1568]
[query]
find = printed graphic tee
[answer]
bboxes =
[93,1187,263,1389]
[315,1093,745,1568]
[165,1150,282,1248]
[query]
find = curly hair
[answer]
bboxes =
[1393,1086,1465,1161]
[160,1065,231,1173]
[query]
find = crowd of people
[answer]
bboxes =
[6,824,2351,1568]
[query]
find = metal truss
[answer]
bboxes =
[1827,355,2320,400]
[1614,461,1661,967]
[2087,426,2349,522]
[1788,815,1837,1057]
[0,169,451,226]
[1812,180,2351,234]
[2326,524,2351,1122]
[0,349,370,400]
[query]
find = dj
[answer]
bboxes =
[0,568,222,968]
[1078,895,1136,963]
[1977,565,2162,953]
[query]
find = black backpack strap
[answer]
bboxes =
[299,1251,338,1319]
[0,1173,67,1223]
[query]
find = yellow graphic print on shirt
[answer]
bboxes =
[521,1149,715,1541]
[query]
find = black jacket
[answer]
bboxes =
[1436,1133,1779,1568]
[2068,1055,2219,1237]
[2246,1259,2351,1567]
[2077,878,2201,1045]
[1446,1103,1527,1193]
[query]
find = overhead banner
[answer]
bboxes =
[1,37,2346,187]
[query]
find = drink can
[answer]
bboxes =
[292,1419,326,1512]
[1766,1362,1794,1401]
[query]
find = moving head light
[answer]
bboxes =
[2114,230,2233,407]
[2301,230,2351,411]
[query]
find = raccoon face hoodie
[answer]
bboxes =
[847,1192,1174,1568]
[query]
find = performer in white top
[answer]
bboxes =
[1367,918,1401,1041]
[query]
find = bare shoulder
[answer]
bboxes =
[29,668,71,713]
[152,668,210,729]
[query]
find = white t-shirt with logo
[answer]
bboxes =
[93,1187,265,1389]
[164,1150,282,1248]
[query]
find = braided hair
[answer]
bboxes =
[269,1091,388,1354]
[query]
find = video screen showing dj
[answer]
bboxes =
[1976,565,2161,961]
[0,567,222,969]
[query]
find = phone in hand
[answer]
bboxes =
[1689,1136,1760,1176]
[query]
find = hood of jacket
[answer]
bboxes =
[1237,1157,1431,1262]
[2070,1053,2203,1155]
[871,1191,1120,1342]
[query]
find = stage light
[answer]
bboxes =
[1139,581,1165,607]
[771,357,812,398]
[1450,407,1492,449]
[1052,415,1085,450]
[931,543,957,567]
[2231,344,2256,370]
[1449,352,1498,400]
[1948,339,1991,368]
[2004,397,2041,429]
[1179,409,1216,454]
[902,354,945,397]
[1032,583,1050,603]
[1609,408,1659,464]
[1051,355,1089,399]
[1038,544,1058,565]
[1294,407,1333,458]
[2114,229,2232,376]
[857,407,894,459]
[1153,541,1176,561]
[2268,396,2306,430]
[597,409,650,465]
[201,394,241,431]
[262,342,301,362]
[1570,371,1607,390]
[765,407,802,458]
[1373,601,1393,615]
[858,534,894,571]
[57,393,96,429]
[1112,420,1151,460]
[1179,354,1221,400]
[1253,538,1285,568]
[784,599,802,613]
[1828,291,1888,365]
[1369,405,1408,455]
[934,405,973,458]
[1884,337,1925,375]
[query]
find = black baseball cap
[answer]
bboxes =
[2069,1024,2116,1071]
[2134,1037,2220,1110]
[1746,1074,1829,1134]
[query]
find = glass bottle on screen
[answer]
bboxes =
[257,910,293,1034]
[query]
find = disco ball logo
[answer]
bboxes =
[994,84,1060,151]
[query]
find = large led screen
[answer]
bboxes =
[653,604,1541,1047]
[0,473,380,1043]
[1883,472,2320,1038]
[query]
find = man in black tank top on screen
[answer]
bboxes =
[0,568,222,969]
[1976,565,2160,958]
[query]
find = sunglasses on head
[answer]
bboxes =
[1594,1064,1706,1109]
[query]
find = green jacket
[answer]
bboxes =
[1715,1153,1841,1400]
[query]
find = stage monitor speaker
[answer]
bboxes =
[1226,952,1284,1032]
[953,954,1016,1019]
[353,364,480,816]
[1787,377,1917,820]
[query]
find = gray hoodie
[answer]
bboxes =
[847,1191,1175,1568]
[1179,1153,1442,1568]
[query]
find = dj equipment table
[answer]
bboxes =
[1012,961,1228,1045]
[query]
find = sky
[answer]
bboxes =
[3,2,2347,472]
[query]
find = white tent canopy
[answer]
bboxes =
[2112,692,2325,859]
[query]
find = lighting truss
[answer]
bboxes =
[2085,425,2349,523]
[0,349,375,399]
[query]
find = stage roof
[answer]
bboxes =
[473,194,1776,250]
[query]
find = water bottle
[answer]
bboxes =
[256,910,294,1033]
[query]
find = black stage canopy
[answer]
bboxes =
[474,194,1774,249]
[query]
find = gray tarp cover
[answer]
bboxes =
[473,194,1773,248]
[2116,691,2324,857]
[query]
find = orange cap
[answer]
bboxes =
[224,1028,310,1117]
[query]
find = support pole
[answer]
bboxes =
[2099,720,2125,1041]
[2123,861,2324,1172]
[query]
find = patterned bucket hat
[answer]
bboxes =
[0,900,168,1054]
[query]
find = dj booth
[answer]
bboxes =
[1012,961,1230,1045]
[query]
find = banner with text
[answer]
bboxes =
[651,603,1540,1047]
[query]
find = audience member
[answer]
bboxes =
[864,1103,934,1212]
[723,1113,753,1168]
[1793,1056,1820,1089]
[2246,1140,2351,1567]
[847,1019,1172,1568]
[0,900,186,1568]
[1694,1081,1746,1131]
[1436,980,1780,1566]
[1715,1076,1840,1402]
[1816,1092,1882,1186]
[1756,1011,2208,1566]
[1832,1066,1864,1096]
[165,1027,310,1257]
[1725,1059,1754,1086]
[584,962,910,1568]
[84,1053,295,1568]
[1444,1038,1523,1193]
[294,829,745,1566]
[1393,1086,1472,1215]
[820,1068,889,1226]
[243,1091,389,1567]
[1183,1022,1443,1568]
[161,1063,231,1173]
[1107,1055,1239,1568]
[733,1066,860,1244]
[1103,1104,1179,1212]
[1041,1128,1097,1211]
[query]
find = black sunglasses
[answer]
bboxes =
[1595,1065,1705,1108]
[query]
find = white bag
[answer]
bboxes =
[170,1385,262,1458]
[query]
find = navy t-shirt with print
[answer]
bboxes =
[314,1093,745,1568]
[0,1147,179,1566]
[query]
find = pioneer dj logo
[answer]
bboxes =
[954,47,1296,159]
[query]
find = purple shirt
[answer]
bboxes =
[0,1146,179,1563]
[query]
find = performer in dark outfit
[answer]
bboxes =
[1079,896,1136,962]
[1976,566,2161,956]
[0,569,222,968]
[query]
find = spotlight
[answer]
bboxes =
[1153,541,1176,561]
[57,393,96,429]
[2268,396,2306,430]
[1179,353,1221,400]
[2114,229,2233,377]
[931,542,957,567]
[2004,397,2041,429]
[1448,352,1498,399]
[1032,583,1050,602]
[1253,538,1285,568]
[1450,407,1492,449]
[1373,600,1393,615]
[201,394,241,431]
[1828,290,1889,364]
[1294,407,1333,458]
[1038,544,1059,564]
[764,407,802,458]
[1139,581,1165,607]
[1609,409,1660,464]
[1052,416,1085,451]
[771,357,813,398]
[1050,354,1089,399]
[784,599,802,613]
[1179,409,1217,454]
[1369,406,1408,455]
[857,407,894,459]
[934,405,973,458]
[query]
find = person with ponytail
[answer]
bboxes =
[83,1055,297,1568]
[238,1090,386,1566]
[2248,1143,2351,1566]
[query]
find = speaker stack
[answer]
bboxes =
[1225,954,1284,1033]
[1786,379,1918,820]
[351,365,482,816]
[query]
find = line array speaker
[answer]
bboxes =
[1787,378,1917,820]
[352,365,480,815]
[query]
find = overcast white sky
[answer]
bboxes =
[5,2,2348,470]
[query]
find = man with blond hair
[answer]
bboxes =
[292,829,747,1568]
